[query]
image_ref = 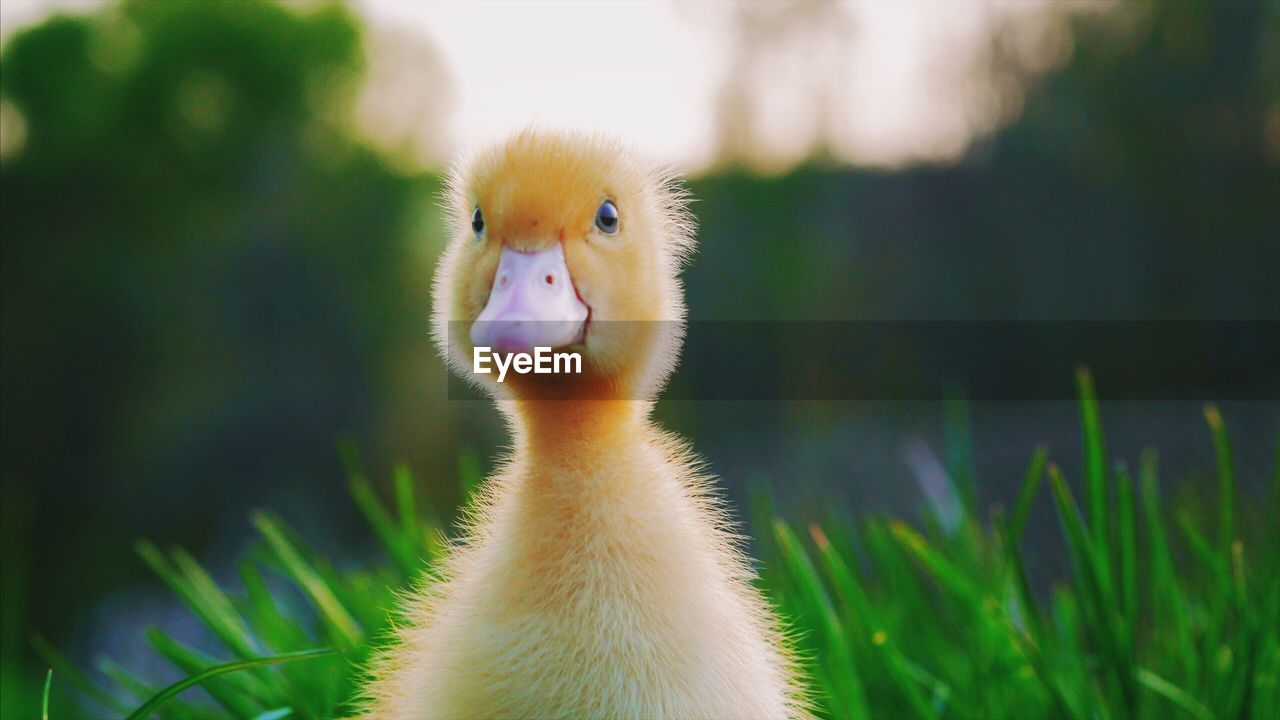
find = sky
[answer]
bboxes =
[1,0,1074,173]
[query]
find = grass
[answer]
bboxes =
[32,370,1280,718]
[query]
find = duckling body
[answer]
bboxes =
[362,130,803,719]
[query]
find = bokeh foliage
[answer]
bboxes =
[1,2,442,714]
[2,0,1278,716]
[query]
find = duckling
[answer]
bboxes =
[361,129,806,719]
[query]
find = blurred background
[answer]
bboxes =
[1,0,1277,715]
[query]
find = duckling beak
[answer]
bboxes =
[470,244,589,354]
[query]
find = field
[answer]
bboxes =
[30,371,1279,719]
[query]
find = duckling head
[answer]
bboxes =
[431,129,696,400]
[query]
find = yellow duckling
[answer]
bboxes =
[361,129,805,719]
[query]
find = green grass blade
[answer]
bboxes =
[457,448,484,509]
[236,561,335,717]
[1050,589,1087,701]
[996,512,1043,646]
[97,657,216,719]
[393,463,417,538]
[125,647,338,720]
[1253,572,1280,719]
[944,389,977,517]
[1011,446,1048,544]
[773,518,866,720]
[343,442,421,579]
[237,561,312,653]
[889,519,1045,718]
[1000,448,1052,650]
[30,632,128,715]
[889,521,983,605]
[251,512,364,652]
[1176,511,1226,582]
[806,524,872,634]
[396,463,447,561]
[135,540,264,661]
[147,628,269,717]
[1076,367,1112,599]
[1203,405,1235,561]
[349,473,417,578]
[810,524,938,719]
[41,669,51,720]
[1048,463,1129,716]
[1223,541,1257,719]
[316,566,389,654]
[1115,462,1138,650]
[95,657,156,702]
[1138,450,1197,686]
[1273,428,1279,511]
[169,547,263,658]
[992,570,1078,720]
[862,518,931,617]
[1135,668,1214,720]
[1203,402,1251,714]
[1231,541,1249,624]
[1271,432,1280,608]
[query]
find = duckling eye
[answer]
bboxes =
[595,200,619,234]
[471,207,485,236]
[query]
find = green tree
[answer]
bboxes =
[0,3,446,713]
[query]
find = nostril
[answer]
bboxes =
[545,274,555,285]
[499,273,509,287]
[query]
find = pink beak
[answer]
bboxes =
[470,244,589,353]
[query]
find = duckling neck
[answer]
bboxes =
[512,400,650,470]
